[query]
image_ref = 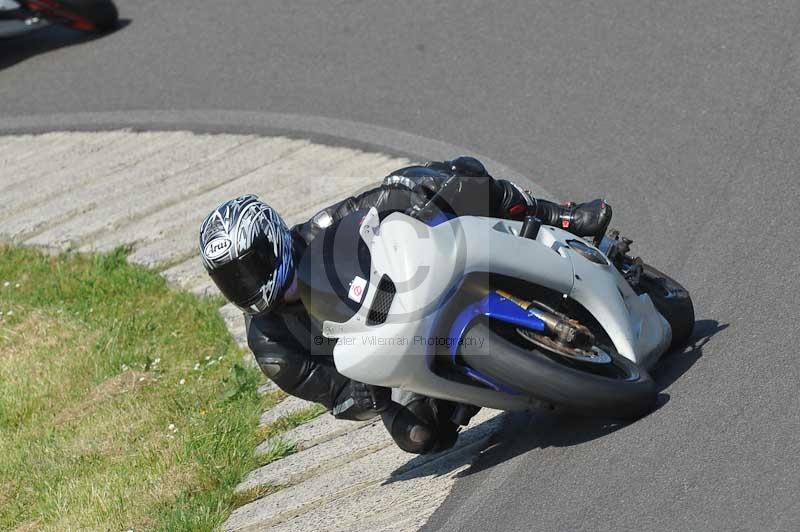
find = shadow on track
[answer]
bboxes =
[387,318,727,483]
[651,318,728,393]
[0,18,129,71]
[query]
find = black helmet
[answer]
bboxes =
[199,195,294,315]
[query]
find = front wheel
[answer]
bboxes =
[460,322,657,419]
[25,0,118,33]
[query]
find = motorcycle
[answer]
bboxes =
[298,177,694,419]
[0,0,117,39]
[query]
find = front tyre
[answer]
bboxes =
[460,322,657,419]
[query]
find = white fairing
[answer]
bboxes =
[323,208,671,411]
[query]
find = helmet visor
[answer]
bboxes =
[208,250,276,312]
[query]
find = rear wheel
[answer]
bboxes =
[26,0,118,33]
[637,264,695,351]
[460,321,657,419]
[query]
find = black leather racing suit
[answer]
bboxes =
[247,157,549,454]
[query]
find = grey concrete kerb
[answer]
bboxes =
[0,110,549,195]
[0,123,542,532]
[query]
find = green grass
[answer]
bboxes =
[257,437,298,468]
[228,404,328,507]
[0,245,277,531]
[253,404,327,471]
[230,484,287,509]
[258,404,327,442]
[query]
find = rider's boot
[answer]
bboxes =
[533,198,613,240]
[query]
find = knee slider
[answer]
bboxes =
[381,398,462,455]
[382,400,436,454]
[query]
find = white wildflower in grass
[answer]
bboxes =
[2,281,9,288]
[138,376,145,382]
[179,378,186,385]
[193,363,200,371]
[204,355,211,361]
[167,423,176,432]
[121,363,129,371]
[14,283,20,288]
[217,355,223,361]
[6,310,12,316]
[153,357,161,364]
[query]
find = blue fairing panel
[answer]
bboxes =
[425,211,455,227]
[448,291,547,393]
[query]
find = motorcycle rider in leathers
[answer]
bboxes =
[199,157,612,454]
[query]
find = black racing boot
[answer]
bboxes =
[533,198,613,241]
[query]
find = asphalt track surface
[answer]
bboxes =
[2,1,800,531]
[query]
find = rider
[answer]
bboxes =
[199,157,612,454]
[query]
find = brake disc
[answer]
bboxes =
[517,328,612,365]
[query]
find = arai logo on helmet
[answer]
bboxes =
[204,238,232,260]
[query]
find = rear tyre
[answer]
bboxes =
[460,322,657,419]
[637,264,695,351]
